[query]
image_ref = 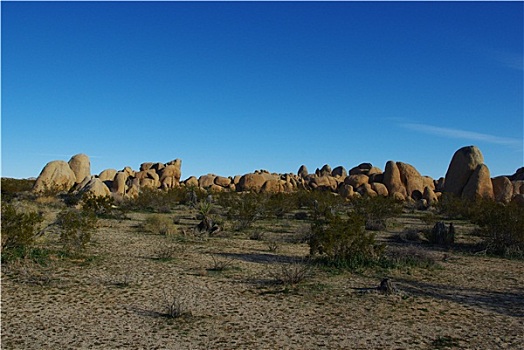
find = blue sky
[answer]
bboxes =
[2,1,523,180]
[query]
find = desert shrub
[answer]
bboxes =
[160,288,193,319]
[436,193,472,219]
[1,178,35,202]
[55,208,97,253]
[217,191,266,231]
[1,202,43,258]
[425,222,455,246]
[265,192,299,219]
[208,254,236,272]
[309,211,384,268]
[142,214,175,235]
[122,187,189,213]
[470,201,524,257]
[81,193,116,217]
[301,190,346,220]
[384,246,438,269]
[270,259,313,286]
[351,195,403,231]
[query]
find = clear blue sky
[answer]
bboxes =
[2,1,523,180]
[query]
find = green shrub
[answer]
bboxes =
[265,192,299,219]
[122,187,189,213]
[351,195,403,231]
[142,214,175,235]
[217,191,266,231]
[309,211,384,268]
[55,208,97,253]
[471,201,524,257]
[81,193,115,217]
[1,202,43,257]
[1,178,35,202]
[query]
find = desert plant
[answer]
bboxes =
[309,211,384,268]
[1,202,43,257]
[1,178,35,202]
[351,195,403,231]
[153,245,177,261]
[425,222,455,246]
[55,208,97,253]
[208,254,236,271]
[81,193,116,217]
[470,201,524,257]
[270,259,313,286]
[160,288,192,319]
[142,214,175,235]
[267,240,280,253]
[217,191,266,231]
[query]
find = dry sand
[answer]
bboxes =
[2,210,523,349]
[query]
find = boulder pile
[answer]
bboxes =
[31,146,524,206]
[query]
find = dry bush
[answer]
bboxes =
[142,214,175,236]
[160,288,193,319]
[208,254,236,271]
[270,259,313,286]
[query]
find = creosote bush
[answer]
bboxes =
[142,214,175,235]
[217,191,267,231]
[55,208,97,253]
[1,202,43,260]
[350,195,403,231]
[309,211,384,269]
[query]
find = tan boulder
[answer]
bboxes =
[297,165,309,178]
[232,175,242,186]
[397,162,425,199]
[368,167,383,176]
[213,176,230,188]
[512,181,524,195]
[331,166,347,178]
[140,162,154,171]
[444,145,484,196]
[316,164,332,177]
[209,184,224,193]
[122,166,135,177]
[349,163,373,176]
[198,174,216,188]
[310,175,338,191]
[261,179,284,193]
[492,176,513,204]
[422,176,435,191]
[392,191,406,201]
[344,174,369,188]
[99,169,117,182]
[159,164,181,189]
[79,177,111,197]
[357,183,377,197]
[371,182,388,197]
[112,172,128,195]
[237,173,267,192]
[184,176,199,188]
[423,187,438,205]
[461,164,494,201]
[68,154,91,184]
[338,184,355,199]
[383,161,407,198]
[33,160,77,193]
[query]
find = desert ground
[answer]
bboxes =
[2,199,523,350]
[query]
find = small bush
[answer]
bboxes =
[351,195,403,231]
[217,192,266,231]
[270,259,313,286]
[471,201,524,257]
[142,214,175,235]
[1,178,35,202]
[208,254,236,272]
[160,288,193,319]
[1,202,43,257]
[55,208,97,253]
[309,211,384,268]
[81,193,115,217]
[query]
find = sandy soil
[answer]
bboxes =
[2,210,523,349]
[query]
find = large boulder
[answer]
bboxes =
[297,165,309,178]
[214,176,231,188]
[237,173,267,192]
[33,160,77,193]
[99,169,117,182]
[310,175,338,191]
[444,146,484,196]
[344,174,369,188]
[397,162,425,199]
[159,164,181,189]
[461,164,494,201]
[68,154,91,184]
[112,172,128,195]
[316,164,332,177]
[349,163,373,176]
[492,176,513,204]
[261,179,284,193]
[198,174,217,189]
[383,161,407,198]
[331,166,347,178]
[371,182,389,197]
[184,176,199,188]
[79,177,111,197]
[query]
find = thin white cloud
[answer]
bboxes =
[400,123,522,149]
[490,49,523,71]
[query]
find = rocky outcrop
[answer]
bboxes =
[33,160,77,193]
[397,162,425,199]
[461,164,494,201]
[444,146,484,196]
[237,173,267,192]
[492,176,513,204]
[297,165,308,178]
[79,177,111,197]
[383,161,407,199]
[68,154,91,184]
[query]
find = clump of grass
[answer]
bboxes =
[270,259,313,286]
[142,214,175,236]
[160,288,193,319]
[267,240,280,253]
[208,254,236,272]
[384,245,438,269]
